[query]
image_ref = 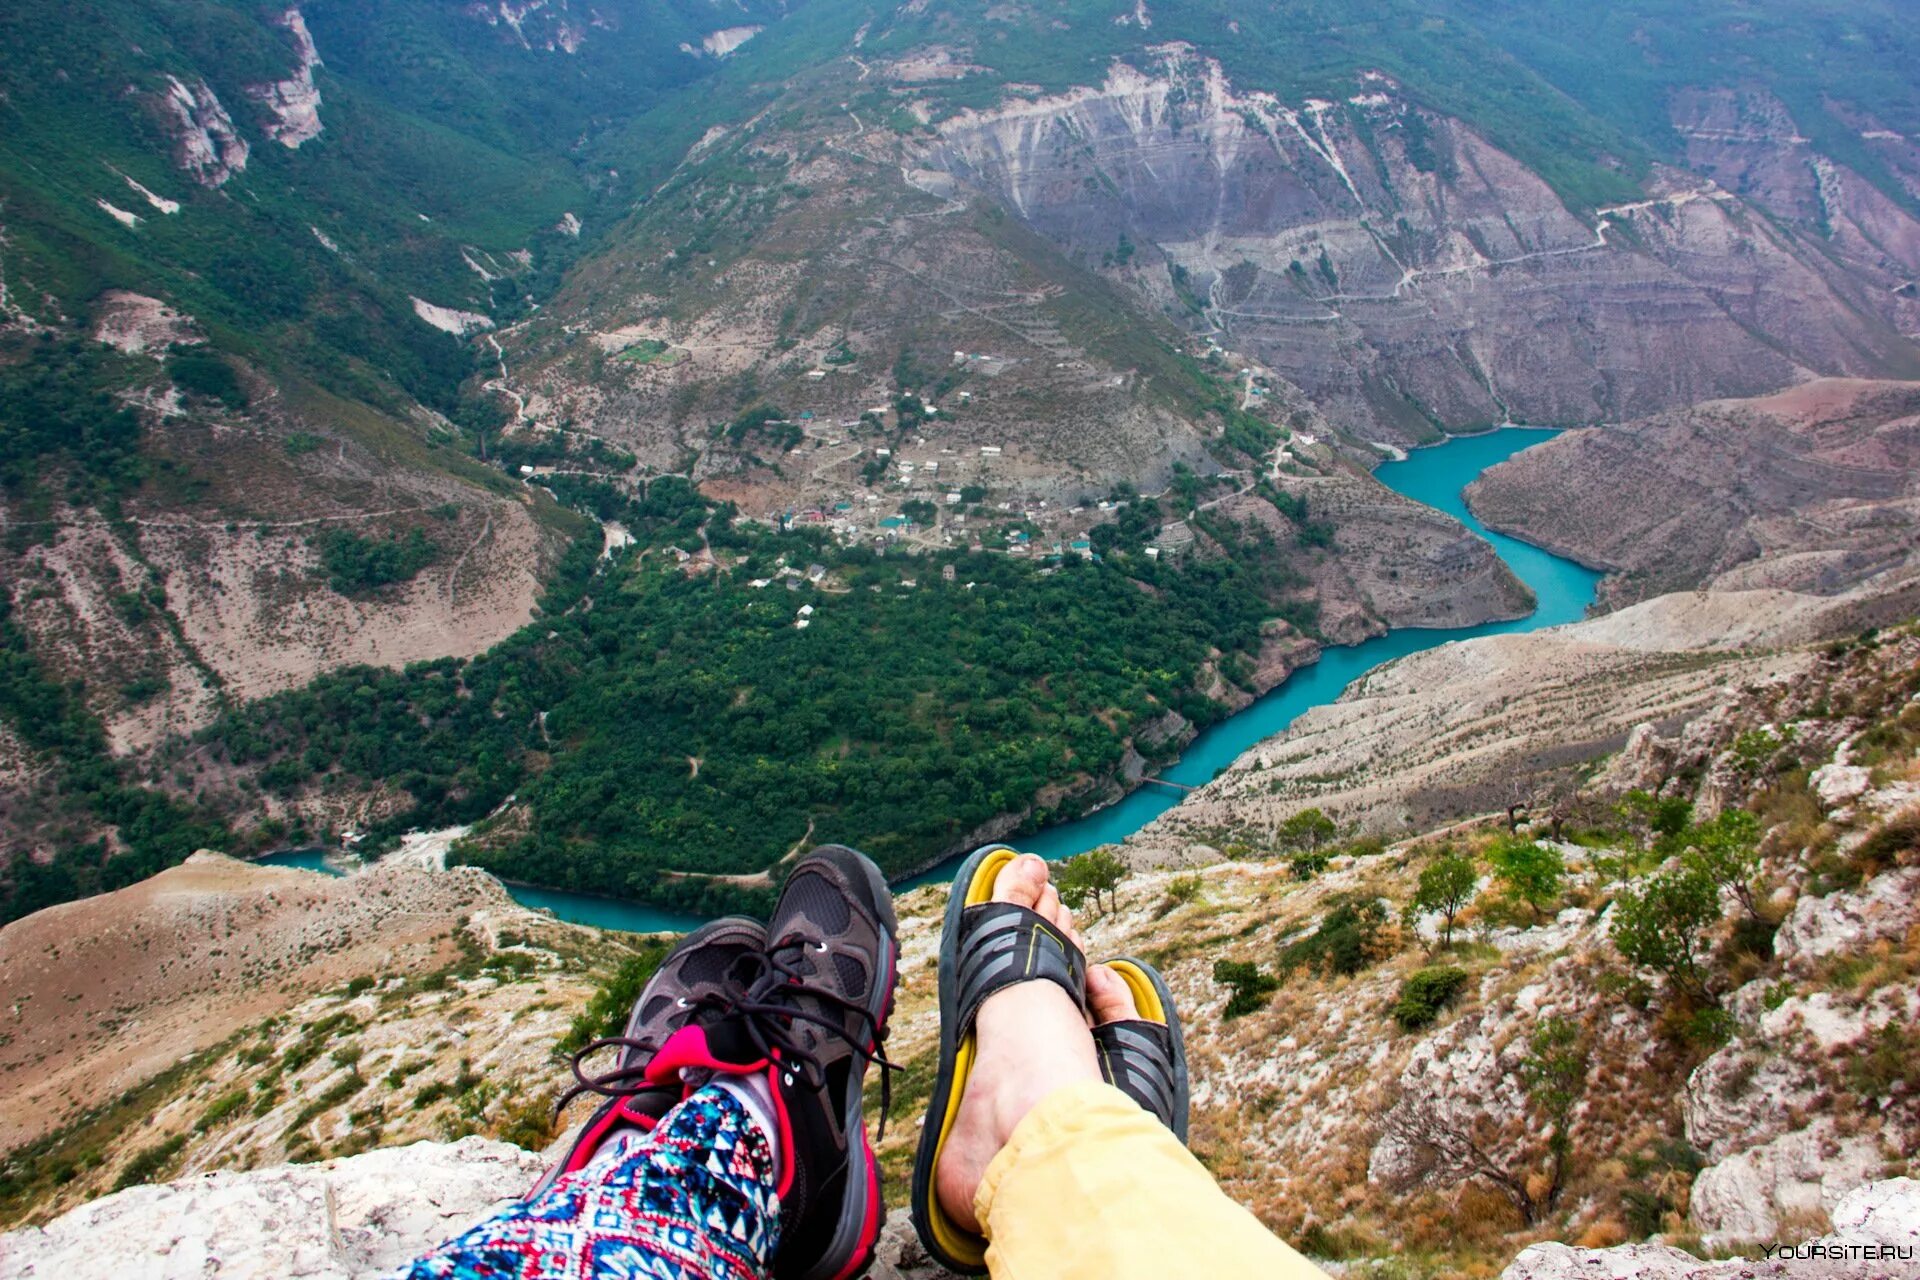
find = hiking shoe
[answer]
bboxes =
[530,914,767,1196]
[643,845,900,1280]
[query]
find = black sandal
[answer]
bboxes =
[1093,956,1190,1141]
[909,845,1089,1275]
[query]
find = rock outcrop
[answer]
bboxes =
[248,7,325,148]
[930,49,1920,444]
[157,76,249,187]
[1503,1178,1920,1280]
[1466,379,1920,608]
[4,1137,545,1279]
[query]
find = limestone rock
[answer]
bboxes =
[1811,763,1873,810]
[4,1137,544,1278]
[158,75,249,187]
[1593,722,1677,794]
[1684,1042,1817,1163]
[248,7,325,148]
[1502,1177,1920,1279]
[1774,867,1920,976]
[1689,1119,1891,1246]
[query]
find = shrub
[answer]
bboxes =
[1682,810,1762,921]
[1667,1005,1735,1049]
[114,1135,188,1190]
[1392,966,1469,1029]
[1843,1022,1920,1099]
[1289,849,1331,880]
[1279,896,1390,978]
[1850,809,1920,880]
[1621,1185,1670,1237]
[1612,864,1721,1006]
[167,351,247,409]
[195,1089,250,1132]
[1617,790,1693,849]
[492,1089,558,1150]
[317,529,439,595]
[1158,872,1204,916]
[1213,958,1280,1019]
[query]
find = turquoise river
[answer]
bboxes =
[264,428,1602,933]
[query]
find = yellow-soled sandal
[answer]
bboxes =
[1092,956,1190,1141]
[907,845,1089,1275]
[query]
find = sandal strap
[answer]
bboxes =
[955,901,1088,1035]
[1094,1019,1179,1128]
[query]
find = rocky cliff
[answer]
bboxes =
[5,1141,1914,1279]
[927,49,1920,445]
[1465,379,1920,609]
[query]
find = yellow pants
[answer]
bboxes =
[974,1079,1330,1279]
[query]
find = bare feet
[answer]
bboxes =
[934,854,1103,1234]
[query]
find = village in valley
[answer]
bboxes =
[508,332,1319,596]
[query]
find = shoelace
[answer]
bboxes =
[731,934,899,1138]
[555,937,897,1138]
[553,948,766,1117]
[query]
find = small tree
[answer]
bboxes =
[1683,810,1762,922]
[1611,863,1721,1006]
[1055,847,1127,916]
[1518,1015,1589,1217]
[1617,790,1693,851]
[1488,837,1564,922]
[1277,807,1337,852]
[1411,851,1478,947]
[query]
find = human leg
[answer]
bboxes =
[917,851,1328,1280]
[395,1081,780,1280]
[392,844,899,1280]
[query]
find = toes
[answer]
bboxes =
[1059,904,1085,954]
[1036,882,1062,925]
[991,852,1050,909]
[1087,964,1141,1025]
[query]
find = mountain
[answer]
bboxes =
[3,0,1920,917]
[1466,378,1920,609]
[7,3,1920,1274]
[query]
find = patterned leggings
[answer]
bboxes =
[394,1086,780,1280]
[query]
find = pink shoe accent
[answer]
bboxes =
[644,1024,802,1198]
[826,1133,884,1280]
[645,1024,759,1082]
[536,1097,662,1192]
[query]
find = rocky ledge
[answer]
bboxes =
[6,1138,1914,1279]
[1503,1178,1920,1280]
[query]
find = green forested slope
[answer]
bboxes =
[3,0,1917,922]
